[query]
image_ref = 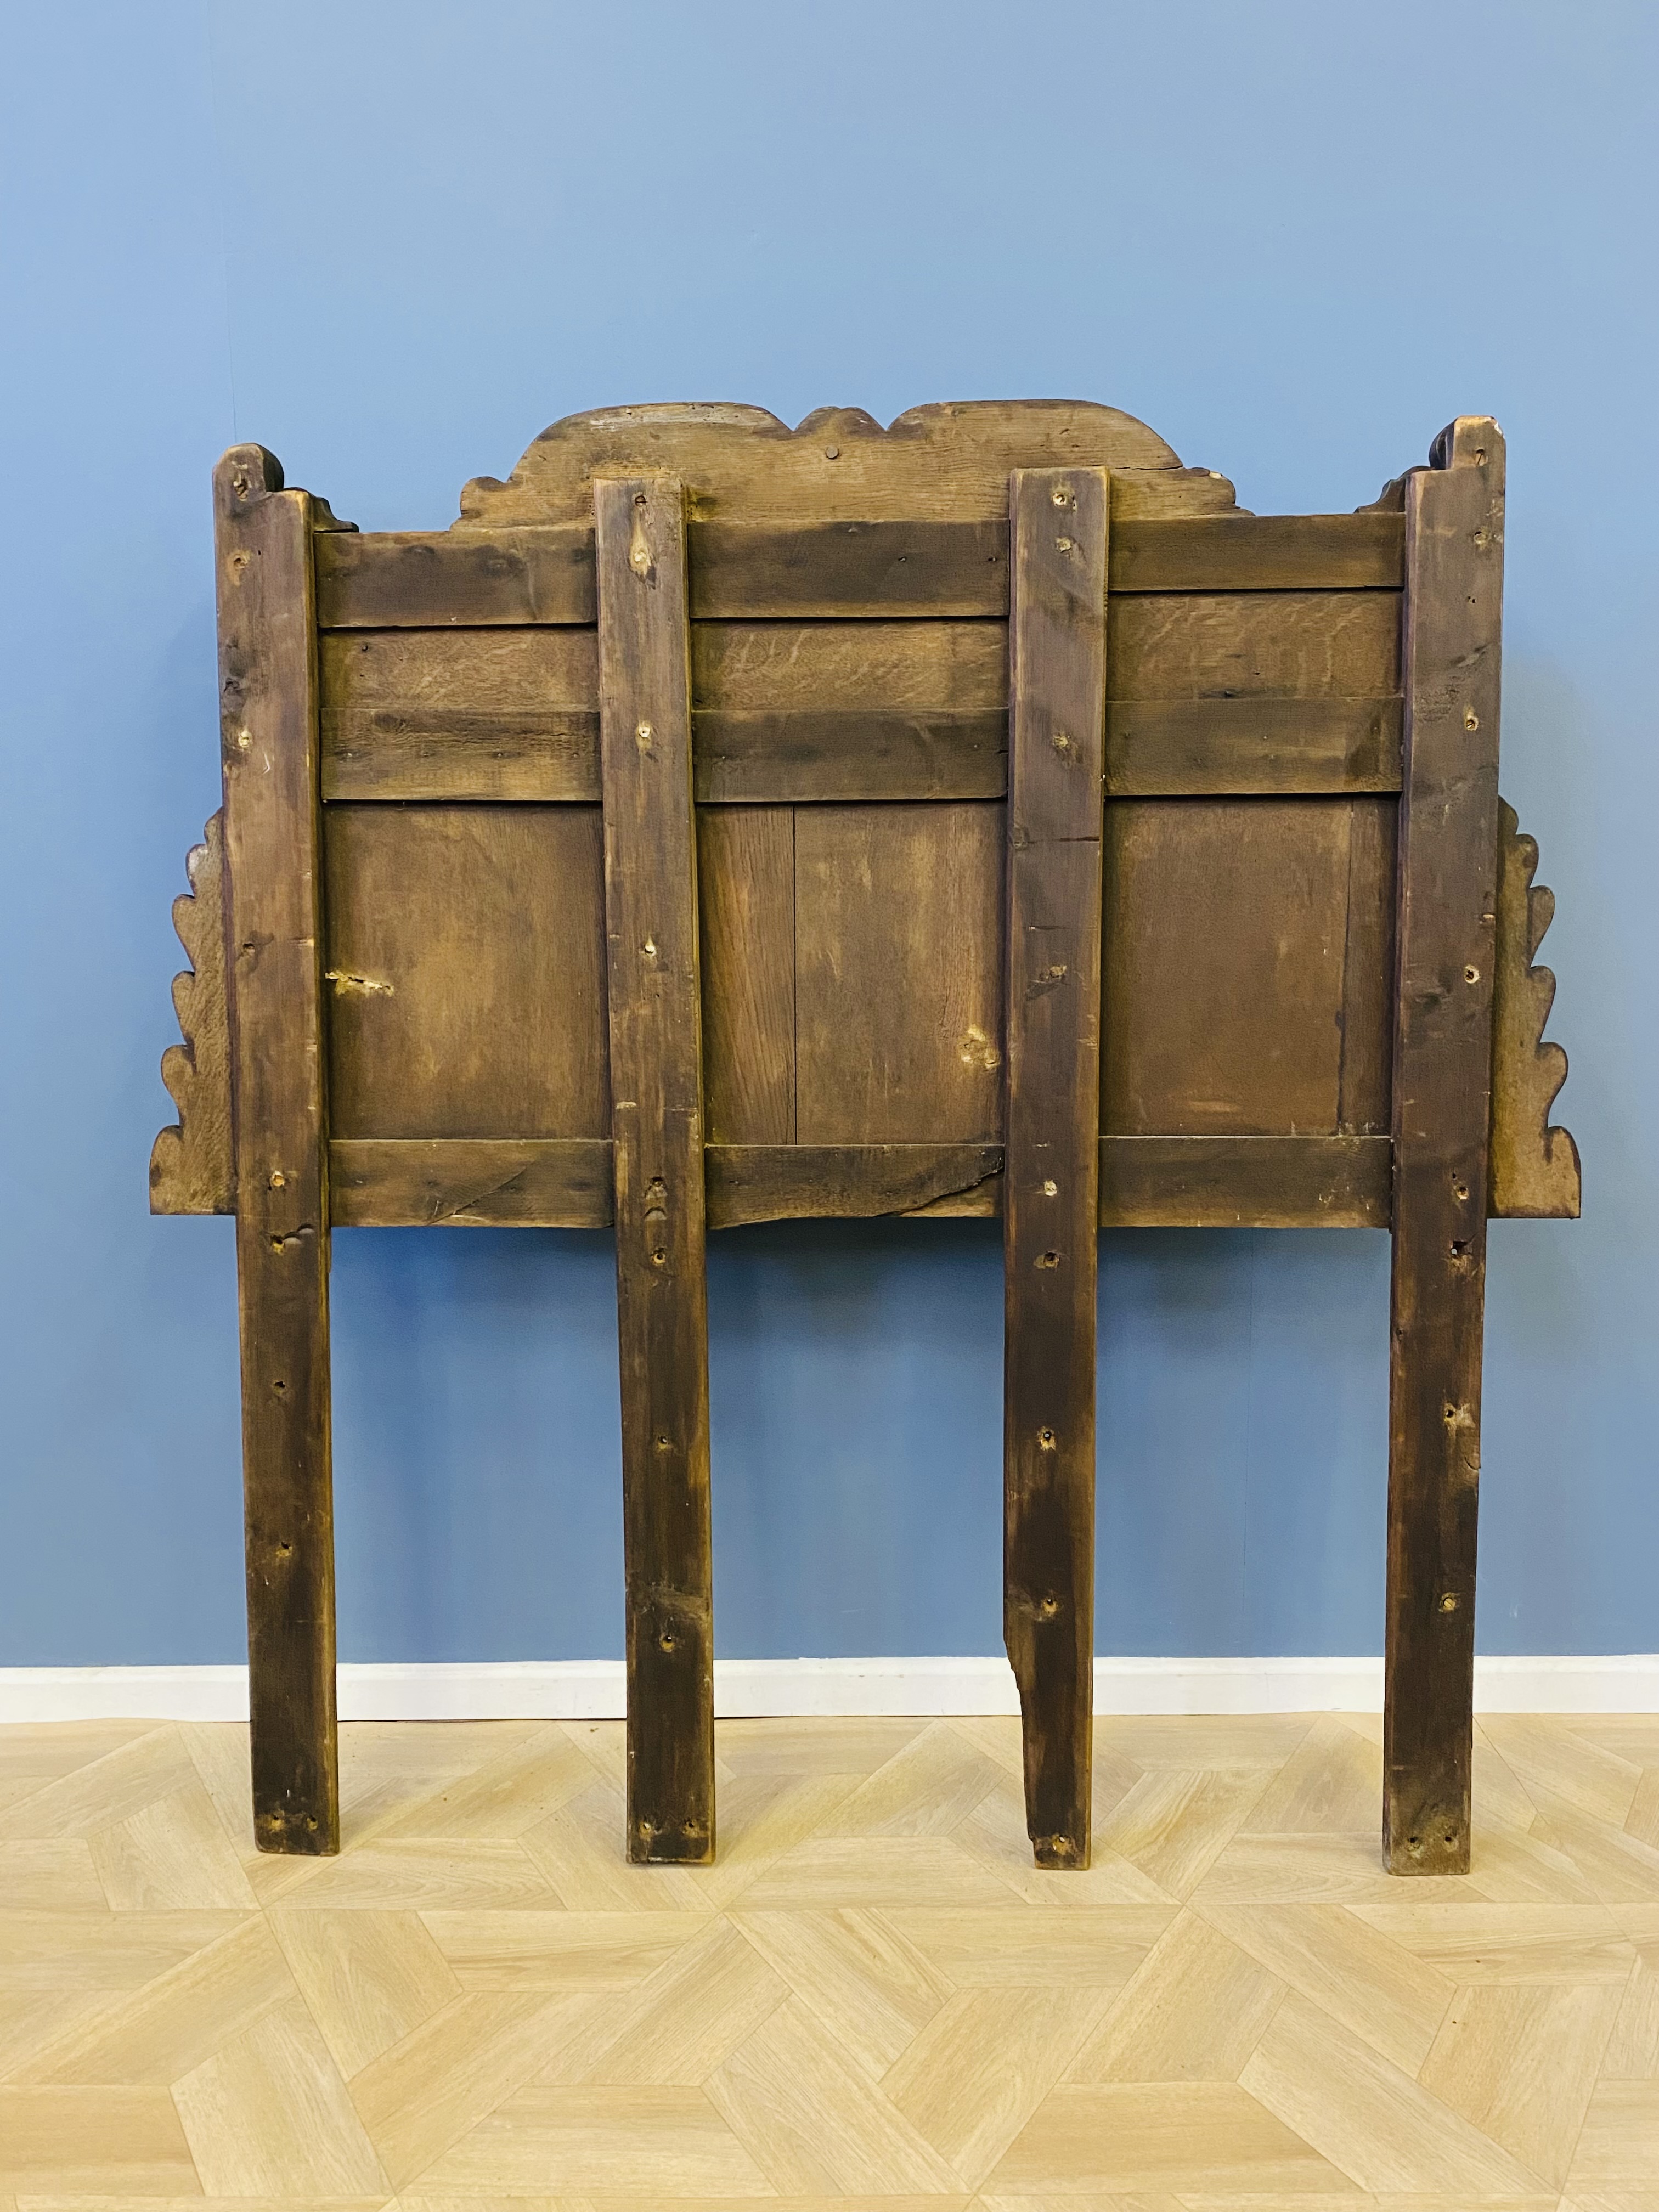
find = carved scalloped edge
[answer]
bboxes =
[1489,798,1580,1218]
[150,812,234,1216]
[452,400,1241,527]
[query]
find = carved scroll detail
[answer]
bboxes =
[1489,798,1580,1218]
[149,811,234,1215]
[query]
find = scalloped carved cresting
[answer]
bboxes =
[149,811,234,1216]
[1489,799,1581,1218]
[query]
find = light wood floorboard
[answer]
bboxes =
[0,1709,1656,2200]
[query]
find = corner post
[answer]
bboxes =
[216,445,338,1854]
[1384,418,1504,1874]
[1003,466,1109,1867]
[595,473,715,1864]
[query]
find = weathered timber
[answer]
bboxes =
[709,1143,1003,1228]
[693,709,1007,803]
[216,447,338,1855]
[330,1138,612,1227]
[1488,800,1581,1218]
[698,807,795,1145]
[1003,466,1109,1870]
[1104,697,1401,795]
[1384,419,1505,1876]
[324,1135,1398,1232]
[1099,1134,1391,1228]
[595,475,714,1865]
[315,510,1401,628]
[1101,799,1391,1138]
[794,803,1004,1145]
[323,803,608,1142]
[150,811,234,1216]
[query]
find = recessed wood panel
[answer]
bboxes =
[698,806,795,1144]
[795,802,1005,1143]
[323,803,608,1139]
[1102,799,1369,1136]
[1109,590,1399,699]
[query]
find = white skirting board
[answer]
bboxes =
[2,1654,1656,1724]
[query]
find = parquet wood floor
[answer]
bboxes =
[2,1711,1658,2207]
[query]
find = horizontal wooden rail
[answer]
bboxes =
[315,512,1404,628]
[321,698,1402,803]
[329,1134,1393,1230]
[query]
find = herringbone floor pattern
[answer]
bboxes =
[2,1712,1658,2206]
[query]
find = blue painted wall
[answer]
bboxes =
[2,1,1653,1667]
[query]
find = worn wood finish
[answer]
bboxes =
[693,709,1008,803]
[330,1137,613,1227]
[150,811,234,1216]
[314,509,1401,629]
[1102,799,1390,1138]
[1099,1134,1391,1228]
[697,807,795,1146]
[794,803,1004,1146]
[1340,798,1399,1136]
[1384,420,1506,1877]
[1002,467,1109,1870]
[1488,799,1581,1218]
[1104,697,1401,795]
[323,1133,1396,1232]
[595,474,714,1866]
[323,803,609,1141]
[215,446,338,1855]
[708,1143,1004,1228]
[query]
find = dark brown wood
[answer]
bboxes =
[215,446,337,1855]
[595,473,714,1865]
[1384,420,1505,1876]
[698,808,795,1145]
[1099,1135,1390,1228]
[693,710,1007,803]
[150,811,234,1216]
[1101,799,1378,1136]
[1003,466,1109,1870]
[709,1143,1003,1228]
[1339,797,1398,1135]
[1488,800,1581,1218]
[314,511,1400,628]
[794,803,1003,1145]
[1104,697,1401,795]
[330,1138,612,1227]
[323,803,609,1141]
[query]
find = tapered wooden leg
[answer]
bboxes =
[595,473,715,1865]
[216,445,339,1854]
[1384,420,1504,1875]
[1003,466,1109,1869]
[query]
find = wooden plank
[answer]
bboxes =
[693,709,1007,802]
[1110,589,1399,700]
[215,445,337,1855]
[708,1143,1003,1228]
[322,710,599,802]
[322,804,609,1141]
[1488,799,1580,1218]
[595,473,714,1866]
[314,512,1401,627]
[1339,796,1397,1135]
[794,803,1004,1145]
[330,1138,612,1227]
[1384,419,1505,1877]
[1099,1134,1391,1227]
[698,808,795,1145]
[1101,800,1360,1137]
[1002,466,1109,1870]
[1104,697,1401,795]
[323,1133,1392,1231]
[1112,511,1403,591]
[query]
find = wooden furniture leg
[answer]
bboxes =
[1003,466,1110,1868]
[216,446,339,1854]
[595,473,716,1864]
[1384,419,1505,1874]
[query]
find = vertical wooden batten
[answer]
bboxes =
[1384,419,1505,1875]
[595,475,716,1864]
[1002,466,1110,1867]
[216,445,338,1854]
